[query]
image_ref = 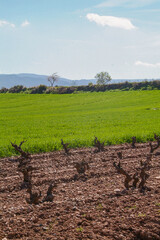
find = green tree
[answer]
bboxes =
[95,72,112,85]
[48,73,59,87]
[88,82,93,87]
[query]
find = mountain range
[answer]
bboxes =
[0,73,150,89]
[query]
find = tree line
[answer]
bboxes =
[0,80,160,94]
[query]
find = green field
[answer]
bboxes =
[0,91,160,157]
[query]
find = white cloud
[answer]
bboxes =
[0,20,15,28]
[135,61,160,67]
[21,20,30,27]
[86,13,136,30]
[95,0,157,8]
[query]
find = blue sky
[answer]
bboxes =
[0,0,160,79]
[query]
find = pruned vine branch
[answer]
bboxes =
[18,165,33,184]
[149,134,160,153]
[114,150,153,191]
[26,184,41,205]
[131,136,136,148]
[43,183,56,202]
[94,137,104,152]
[11,141,30,159]
[61,139,70,154]
[75,160,89,174]
[117,151,122,160]
[113,162,132,189]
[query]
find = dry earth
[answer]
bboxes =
[0,142,160,240]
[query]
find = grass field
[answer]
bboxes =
[0,91,160,157]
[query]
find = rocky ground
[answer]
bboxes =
[0,142,160,240]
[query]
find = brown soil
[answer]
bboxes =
[0,143,160,240]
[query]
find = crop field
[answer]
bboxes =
[0,90,160,157]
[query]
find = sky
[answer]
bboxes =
[0,0,160,80]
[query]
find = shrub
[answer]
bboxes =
[0,87,8,93]
[30,85,47,94]
[45,87,56,94]
[8,85,25,93]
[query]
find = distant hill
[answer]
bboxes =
[0,73,97,88]
[0,73,152,89]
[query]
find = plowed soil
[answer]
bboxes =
[0,143,160,240]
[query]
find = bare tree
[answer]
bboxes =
[48,73,59,87]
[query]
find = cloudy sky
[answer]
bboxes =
[0,0,160,79]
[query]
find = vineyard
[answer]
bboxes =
[0,138,160,239]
